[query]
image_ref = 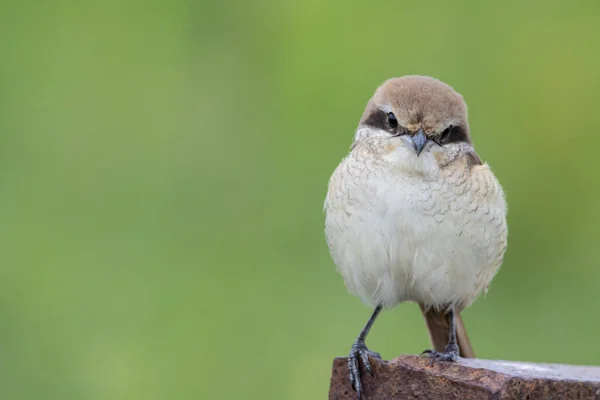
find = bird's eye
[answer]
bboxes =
[387,112,398,129]
[440,125,453,142]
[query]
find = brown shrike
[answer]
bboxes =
[324,76,508,398]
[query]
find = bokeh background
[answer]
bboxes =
[1,0,600,399]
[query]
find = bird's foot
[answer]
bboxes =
[348,339,381,399]
[420,343,459,363]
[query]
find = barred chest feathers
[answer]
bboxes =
[324,143,507,311]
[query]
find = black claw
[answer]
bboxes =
[348,356,359,391]
[348,340,380,399]
[420,346,459,363]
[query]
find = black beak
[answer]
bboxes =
[411,128,428,156]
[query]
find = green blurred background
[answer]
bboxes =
[1,0,600,399]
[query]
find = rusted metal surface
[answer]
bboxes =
[329,355,600,399]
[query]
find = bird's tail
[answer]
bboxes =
[419,304,475,358]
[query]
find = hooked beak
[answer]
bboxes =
[410,128,428,156]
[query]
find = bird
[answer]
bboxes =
[323,75,508,398]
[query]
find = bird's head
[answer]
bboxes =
[354,76,477,172]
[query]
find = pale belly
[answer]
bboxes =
[324,160,507,311]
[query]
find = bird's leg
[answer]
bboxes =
[421,306,459,362]
[348,305,382,399]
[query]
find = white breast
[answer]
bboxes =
[324,149,507,311]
